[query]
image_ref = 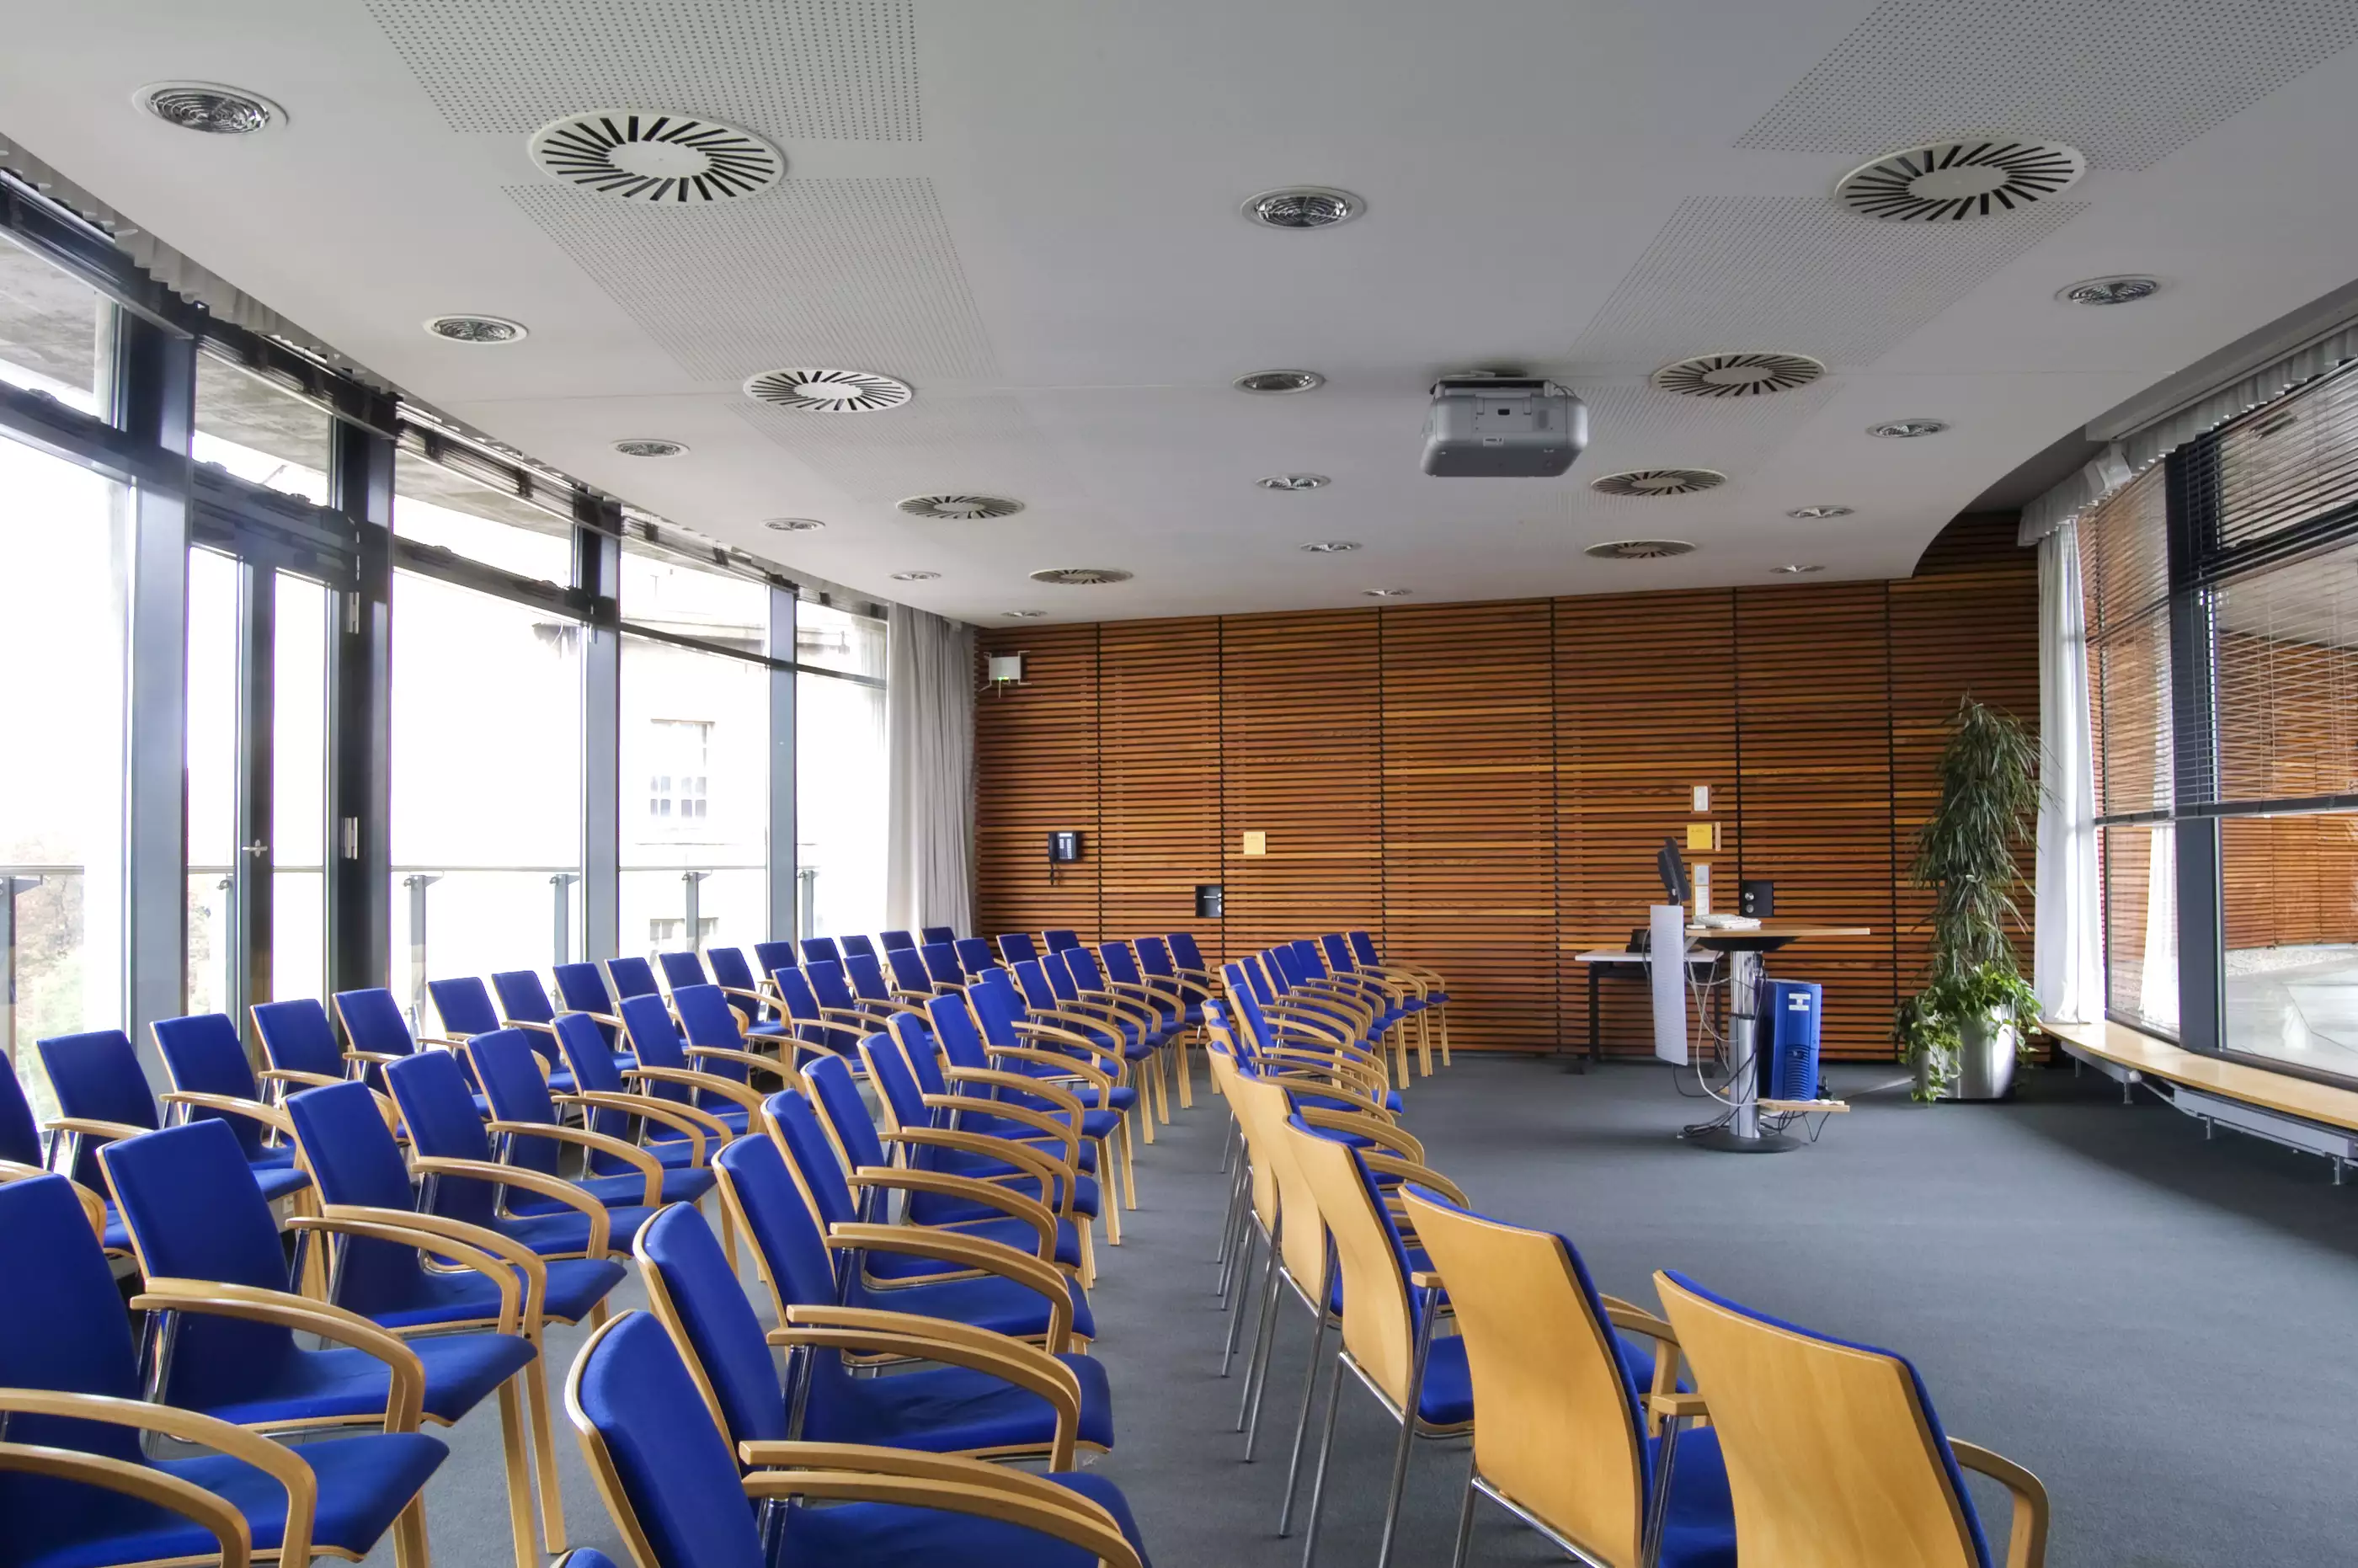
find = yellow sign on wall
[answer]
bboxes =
[1241,830,1267,856]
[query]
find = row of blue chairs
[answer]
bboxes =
[1201,963,2051,1568]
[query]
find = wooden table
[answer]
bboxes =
[1683,922,1870,1152]
[1571,948,1719,1071]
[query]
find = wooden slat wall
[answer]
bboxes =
[1381,600,1559,1051]
[1219,612,1383,962]
[1557,590,1738,1055]
[974,520,2037,1057]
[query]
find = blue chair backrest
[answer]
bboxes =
[383,1049,502,1227]
[336,988,418,1058]
[151,1013,267,1160]
[768,968,837,1059]
[0,1055,41,1165]
[997,931,1039,966]
[100,1120,301,1411]
[427,976,503,1038]
[887,946,933,994]
[1043,929,1081,953]
[713,1130,837,1305]
[673,984,746,1056]
[1041,950,1086,1005]
[1272,943,1312,987]
[1098,941,1143,985]
[1011,957,1060,1015]
[285,1080,441,1317]
[619,992,692,1103]
[472,1028,568,1175]
[799,937,842,968]
[0,1175,147,1470]
[804,960,859,1013]
[920,942,963,988]
[884,1013,950,1101]
[555,1011,627,1095]
[750,941,798,979]
[760,1086,857,1230]
[493,970,557,1027]
[638,1203,789,1446]
[861,1028,934,1136]
[954,937,995,977]
[843,952,893,1005]
[878,930,916,952]
[36,1030,157,1184]
[920,925,956,947]
[658,952,709,992]
[570,1312,767,1568]
[1349,930,1383,968]
[606,956,663,1001]
[704,947,759,995]
[252,996,346,1079]
[839,934,878,961]
[924,993,990,1076]
[1168,931,1208,971]
[804,1053,891,1181]
[1134,936,1175,978]
[1064,946,1111,994]
[554,962,614,1016]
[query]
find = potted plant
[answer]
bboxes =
[1897,696,2042,1101]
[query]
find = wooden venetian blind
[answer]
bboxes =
[2079,467,2173,815]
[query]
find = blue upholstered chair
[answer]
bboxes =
[551,1010,739,1175]
[1320,932,1440,1071]
[920,941,968,993]
[1345,931,1453,1067]
[1059,947,1171,1123]
[0,1173,447,1568]
[963,975,1140,1200]
[1653,1272,2050,1568]
[750,939,799,979]
[1102,940,1198,1109]
[952,936,1000,979]
[997,931,1041,967]
[563,1309,1148,1568]
[656,951,710,992]
[879,928,917,952]
[715,1104,1094,1351]
[888,943,952,1001]
[701,946,787,1037]
[1040,929,1081,954]
[840,932,879,961]
[469,1028,718,1208]
[845,950,923,1016]
[618,992,766,1133]
[799,936,844,968]
[101,1120,543,1568]
[1221,962,1398,1117]
[37,1027,312,1208]
[636,1200,1110,1471]
[554,961,624,1027]
[807,957,905,1028]
[924,993,1126,1232]
[336,984,463,1069]
[920,925,957,947]
[769,966,872,1066]
[0,1051,126,1256]
[605,956,666,1009]
[250,995,364,1099]
[671,984,798,1095]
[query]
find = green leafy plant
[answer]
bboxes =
[1897,696,2042,1101]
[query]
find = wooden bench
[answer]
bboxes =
[2044,1017,2358,1181]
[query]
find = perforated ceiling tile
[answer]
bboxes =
[1568,195,2083,368]
[730,393,1070,504]
[1737,0,2358,170]
[1572,379,1839,477]
[365,0,920,141]
[509,179,997,383]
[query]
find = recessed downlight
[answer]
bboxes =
[1584,539,1696,561]
[1363,588,1412,598]
[1235,369,1325,395]
[1867,419,1947,440]
[1244,187,1363,230]
[137,82,283,135]
[765,518,826,532]
[1786,504,1853,520]
[889,570,940,582]
[1257,473,1331,491]
[1835,140,2086,221]
[744,367,912,413]
[1003,610,1046,618]
[1652,352,1825,398]
[1589,468,1726,498]
[1771,563,1826,574]
[1299,541,1361,554]
[2058,276,2160,307]
[1029,568,1132,586]
[613,439,687,458]
[899,494,1025,520]
[425,315,527,344]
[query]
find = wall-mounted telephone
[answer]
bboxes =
[1047,830,1082,885]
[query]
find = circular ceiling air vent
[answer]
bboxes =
[1003,610,1046,618]
[1867,419,1948,440]
[744,367,912,413]
[1585,539,1696,561]
[765,517,826,532]
[2058,275,2159,307]
[889,570,939,582]
[426,315,527,344]
[1029,568,1132,587]
[1299,540,1360,554]
[1653,352,1825,398]
[898,494,1024,520]
[529,113,784,204]
[1235,370,1325,395]
[1363,588,1412,598]
[1244,187,1363,230]
[137,82,283,135]
[613,439,686,457]
[1257,473,1331,491]
[1771,563,1826,574]
[1588,468,1726,498]
[1787,504,1853,520]
[1836,140,2085,222]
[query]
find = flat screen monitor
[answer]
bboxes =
[1657,838,1688,904]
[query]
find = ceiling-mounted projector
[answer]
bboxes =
[1422,375,1586,477]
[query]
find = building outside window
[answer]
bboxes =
[648,719,712,824]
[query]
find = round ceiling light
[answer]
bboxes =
[889,570,940,582]
[1771,563,1826,574]
[1589,468,1726,498]
[1652,352,1826,398]
[744,367,913,413]
[529,112,784,204]
[899,494,1025,520]
[425,315,527,344]
[1257,473,1331,491]
[1003,610,1046,618]
[1836,140,2086,221]
[1244,187,1363,230]
[136,82,283,135]
[1786,504,1854,520]
[1235,369,1326,395]
[1584,539,1697,561]
[1299,541,1360,554]
[1867,419,1948,439]
[613,439,687,457]
[2058,275,2160,307]
[1029,568,1132,586]
[765,518,826,532]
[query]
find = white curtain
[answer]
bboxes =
[885,605,976,935]
[2034,522,2104,1021]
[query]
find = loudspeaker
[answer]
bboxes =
[1739,879,1774,917]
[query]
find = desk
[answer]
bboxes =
[1685,922,1870,1153]
[1571,949,1718,1071]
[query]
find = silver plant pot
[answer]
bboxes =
[1950,1009,2019,1101]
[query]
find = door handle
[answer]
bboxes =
[241,841,270,856]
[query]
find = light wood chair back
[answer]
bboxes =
[1654,1270,1990,1568]
[1401,1188,1646,1566]
[1230,1070,1332,1293]
[1203,1032,1278,1235]
[1280,1117,1415,1405]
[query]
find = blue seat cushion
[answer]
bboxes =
[357,1252,626,1331]
[508,1165,713,1213]
[885,1202,1085,1274]
[190,1333,535,1428]
[849,1271,1096,1345]
[14,1433,453,1568]
[809,1352,1113,1454]
[777,1466,1146,1568]
[489,1204,657,1256]
[1652,1427,1737,1568]
[912,1149,1100,1218]
[252,1165,312,1204]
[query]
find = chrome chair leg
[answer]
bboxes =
[1374,1287,1441,1568]
[1240,1252,1286,1451]
[1277,1302,1332,1534]
[1298,1345,1348,1567]
[1221,1224,1262,1379]
[1448,1454,1480,1568]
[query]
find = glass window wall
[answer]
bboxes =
[0,232,109,416]
[193,352,331,503]
[392,449,573,585]
[796,601,888,941]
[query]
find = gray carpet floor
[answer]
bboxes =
[364,1052,2358,1568]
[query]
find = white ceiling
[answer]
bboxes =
[6,0,2358,622]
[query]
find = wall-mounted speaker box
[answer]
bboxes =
[1740,879,1774,917]
[1195,883,1223,919]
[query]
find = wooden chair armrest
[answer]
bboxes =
[0,1160,109,1241]
[1298,1107,1422,1158]
[878,1128,1070,1198]
[683,1044,798,1083]
[984,1045,1116,1091]
[825,1223,1077,1351]
[1602,1302,1679,1346]
[763,1312,1083,1470]
[133,1277,430,1428]
[0,1442,253,1565]
[941,1066,1086,1119]
[846,1166,1059,1257]
[1408,1269,1444,1291]
[161,1091,295,1138]
[312,1203,552,1317]
[553,1091,727,1160]
[256,1067,348,1090]
[407,1155,612,1256]
[343,1048,407,1067]
[1358,1151,1467,1206]
[734,1451,1135,1568]
[1648,1390,1709,1422]
[1950,1441,2051,1568]
[484,1121,663,1203]
[1009,1021,1128,1069]
[41,1116,149,1144]
[921,1093,1083,1164]
[280,1213,534,1331]
[624,1064,771,1117]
